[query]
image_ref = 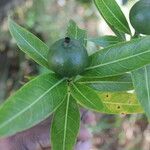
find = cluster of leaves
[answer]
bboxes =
[0,0,150,149]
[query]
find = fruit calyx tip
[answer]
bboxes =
[64,37,71,43]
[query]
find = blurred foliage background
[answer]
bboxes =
[0,0,150,150]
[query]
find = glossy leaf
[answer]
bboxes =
[132,65,150,119]
[89,36,123,48]
[98,7,126,40]
[93,1,126,40]
[8,19,49,69]
[70,83,103,112]
[94,0,131,34]
[67,20,87,46]
[98,92,143,114]
[51,93,80,150]
[77,73,133,92]
[84,36,150,78]
[107,21,126,40]
[0,74,67,137]
[101,14,126,40]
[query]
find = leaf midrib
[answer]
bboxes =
[78,81,132,84]
[62,93,70,150]
[86,49,150,70]
[89,37,121,43]
[75,25,78,39]
[144,66,150,109]
[104,101,140,106]
[95,0,130,33]
[0,78,65,129]
[72,83,98,109]
[10,22,48,62]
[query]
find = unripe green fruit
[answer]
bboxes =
[129,0,150,35]
[48,37,89,77]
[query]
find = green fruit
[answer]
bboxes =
[48,37,89,77]
[129,0,150,35]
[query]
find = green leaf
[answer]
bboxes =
[70,83,103,112]
[77,73,133,92]
[84,36,150,78]
[94,0,131,34]
[89,36,123,47]
[132,65,150,119]
[101,15,126,40]
[107,22,126,40]
[67,20,87,46]
[0,74,67,137]
[51,93,80,150]
[97,8,126,40]
[98,92,143,114]
[8,18,49,69]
